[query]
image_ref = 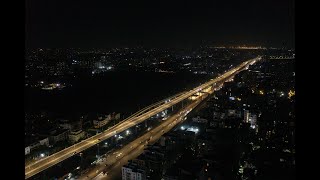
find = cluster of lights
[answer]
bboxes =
[229,46,267,50]
[187,127,199,133]
[288,90,295,99]
[279,91,285,97]
[259,90,264,95]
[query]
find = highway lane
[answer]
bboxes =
[79,92,205,180]
[25,56,260,179]
[25,92,185,179]
[80,58,260,179]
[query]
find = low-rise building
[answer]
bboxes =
[59,119,72,130]
[25,135,50,155]
[227,109,236,117]
[59,119,83,131]
[25,135,41,153]
[69,130,86,143]
[29,141,40,150]
[220,113,226,119]
[209,120,219,128]
[93,114,112,128]
[49,129,69,144]
[113,113,121,120]
[39,137,50,147]
[192,116,208,124]
[25,146,31,155]
[122,161,146,180]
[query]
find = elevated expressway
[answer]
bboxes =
[25,56,260,179]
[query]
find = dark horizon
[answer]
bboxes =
[25,0,295,48]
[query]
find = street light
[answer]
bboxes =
[97,144,100,158]
[79,152,83,175]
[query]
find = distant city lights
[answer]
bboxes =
[288,90,295,99]
[280,92,285,97]
[259,90,264,95]
[24,48,294,179]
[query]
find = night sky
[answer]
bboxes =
[25,0,294,48]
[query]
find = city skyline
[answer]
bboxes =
[24,52,295,179]
[25,1,295,180]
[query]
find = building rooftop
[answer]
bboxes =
[25,135,40,147]
[50,128,69,136]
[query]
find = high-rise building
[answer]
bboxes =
[250,114,257,129]
[244,110,250,123]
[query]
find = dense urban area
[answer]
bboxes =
[25,47,295,180]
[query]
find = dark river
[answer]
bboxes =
[25,72,212,117]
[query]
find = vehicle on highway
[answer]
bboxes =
[116,152,122,158]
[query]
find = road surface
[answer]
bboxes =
[25,56,260,179]
[79,91,207,180]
